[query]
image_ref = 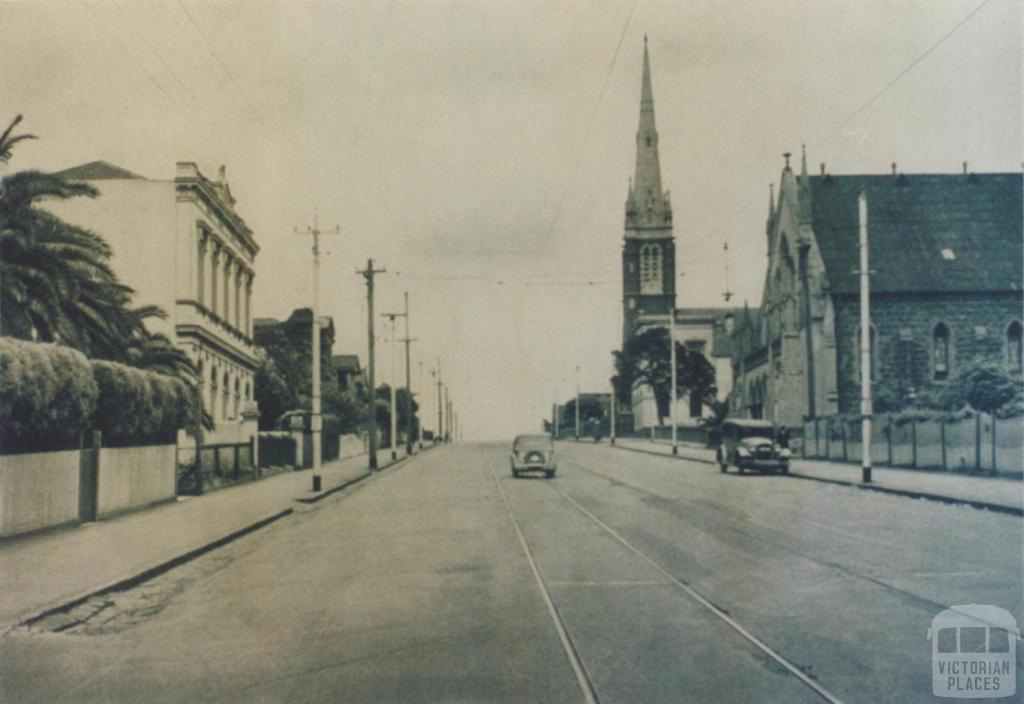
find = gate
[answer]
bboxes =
[78,431,101,522]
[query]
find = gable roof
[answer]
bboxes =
[54,161,144,181]
[809,173,1022,294]
[332,354,361,372]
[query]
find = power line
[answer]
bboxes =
[78,0,183,113]
[691,0,998,248]
[537,0,639,257]
[109,0,200,106]
[176,0,266,126]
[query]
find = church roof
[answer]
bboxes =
[54,160,144,180]
[809,172,1022,294]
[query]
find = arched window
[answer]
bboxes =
[1007,321,1022,373]
[209,366,218,423]
[639,244,662,294]
[234,378,241,419]
[933,323,950,380]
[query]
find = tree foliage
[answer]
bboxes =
[614,327,718,425]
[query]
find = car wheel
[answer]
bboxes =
[716,450,727,473]
[512,469,520,478]
[738,464,745,474]
[545,470,555,479]
[780,464,789,475]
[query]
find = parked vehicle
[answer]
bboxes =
[511,434,557,478]
[716,419,790,474]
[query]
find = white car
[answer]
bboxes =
[510,434,556,478]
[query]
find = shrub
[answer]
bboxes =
[92,360,191,447]
[0,338,98,452]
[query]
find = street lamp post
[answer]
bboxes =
[670,309,678,455]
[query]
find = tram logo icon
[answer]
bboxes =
[928,604,1020,698]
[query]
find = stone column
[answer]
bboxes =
[197,232,207,305]
[210,244,220,316]
[223,255,233,325]
[245,274,253,337]
[234,268,242,330]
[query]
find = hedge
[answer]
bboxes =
[0,338,98,452]
[0,338,192,452]
[92,361,192,447]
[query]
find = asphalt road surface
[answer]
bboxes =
[1,442,1020,703]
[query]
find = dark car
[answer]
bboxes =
[716,419,791,474]
[511,434,556,478]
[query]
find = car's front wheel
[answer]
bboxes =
[545,469,555,479]
[717,449,727,473]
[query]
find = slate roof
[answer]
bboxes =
[54,161,144,180]
[809,173,1022,294]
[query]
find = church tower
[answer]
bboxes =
[622,37,675,341]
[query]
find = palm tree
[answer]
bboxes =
[1,116,144,357]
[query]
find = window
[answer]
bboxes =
[639,244,662,294]
[959,627,987,653]
[689,393,702,418]
[990,628,1010,653]
[222,372,230,420]
[936,628,957,654]
[933,323,950,380]
[1007,321,1022,373]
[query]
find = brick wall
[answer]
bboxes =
[833,292,1023,413]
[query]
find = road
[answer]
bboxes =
[1,442,1020,703]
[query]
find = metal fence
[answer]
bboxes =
[176,439,257,494]
[802,413,1023,476]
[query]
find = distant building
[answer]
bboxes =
[49,161,260,445]
[619,40,737,431]
[730,153,1024,425]
[331,354,365,395]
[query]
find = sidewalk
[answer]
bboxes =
[578,437,1023,516]
[0,448,418,632]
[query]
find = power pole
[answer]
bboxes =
[382,311,404,461]
[435,358,443,444]
[358,259,386,470]
[610,376,617,445]
[670,308,678,455]
[401,292,416,456]
[574,365,581,441]
[298,211,338,492]
[445,387,450,443]
[417,360,424,450]
[859,191,873,484]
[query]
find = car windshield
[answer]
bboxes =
[514,435,553,452]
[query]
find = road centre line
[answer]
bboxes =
[546,579,673,587]
[490,469,601,704]
[553,486,847,704]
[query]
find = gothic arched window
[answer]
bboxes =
[933,323,950,380]
[1007,321,1022,373]
[639,244,662,294]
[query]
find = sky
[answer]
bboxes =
[4,0,1021,440]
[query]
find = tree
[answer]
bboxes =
[1,115,148,359]
[614,327,718,425]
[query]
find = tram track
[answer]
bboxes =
[490,463,845,704]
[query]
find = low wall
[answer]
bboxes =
[97,444,176,518]
[0,450,80,538]
[339,433,366,459]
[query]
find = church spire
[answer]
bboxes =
[627,37,669,228]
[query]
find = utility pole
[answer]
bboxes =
[859,191,873,484]
[417,360,424,450]
[298,211,338,492]
[401,292,416,456]
[574,365,581,441]
[358,259,386,470]
[382,311,403,461]
[435,358,443,443]
[610,376,617,445]
[670,308,678,455]
[445,387,450,443]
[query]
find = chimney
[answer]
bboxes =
[819,163,826,176]
[891,162,897,177]
[963,161,968,175]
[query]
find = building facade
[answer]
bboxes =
[50,161,261,445]
[620,40,737,431]
[731,153,1023,425]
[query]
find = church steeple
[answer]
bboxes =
[626,36,671,229]
[622,37,676,341]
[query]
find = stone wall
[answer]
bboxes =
[833,292,1023,413]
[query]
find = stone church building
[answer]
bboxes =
[730,152,1023,426]
[620,40,739,430]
